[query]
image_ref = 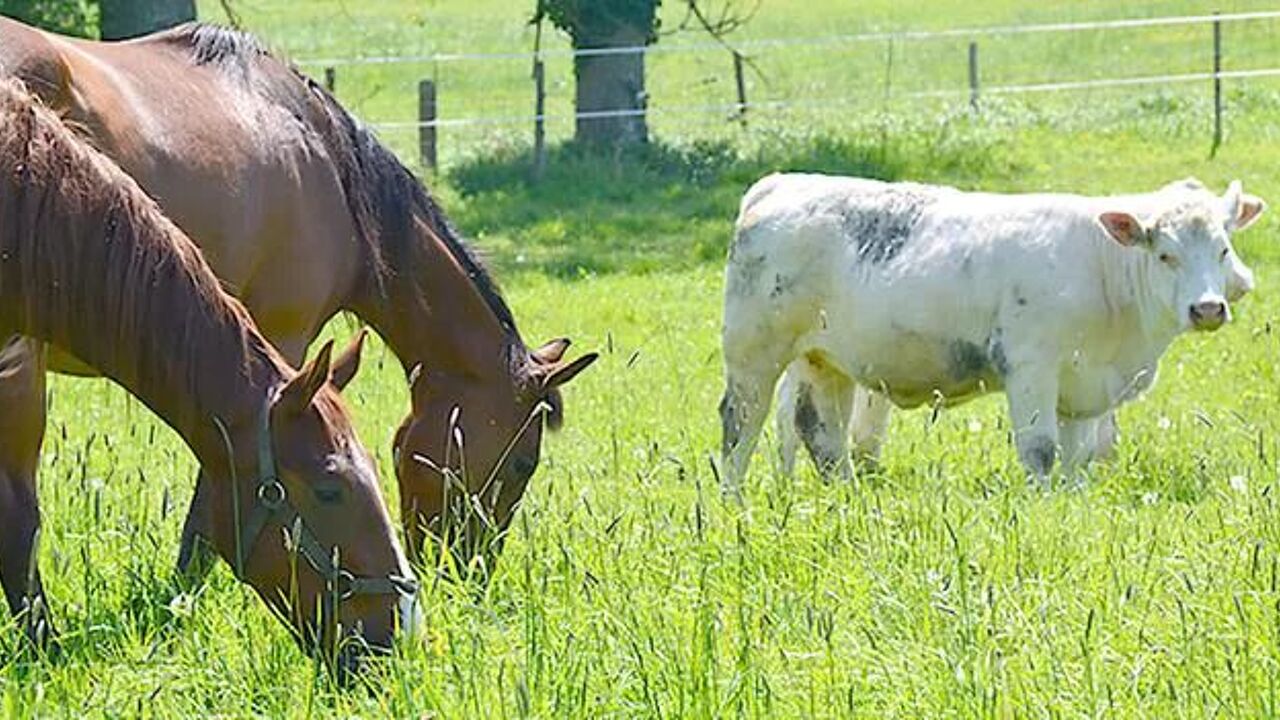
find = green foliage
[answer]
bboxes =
[533,0,660,45]
[0,0,96,36]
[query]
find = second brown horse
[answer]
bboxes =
[0,18,597,572]
[0,77,418,665]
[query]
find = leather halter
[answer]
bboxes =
[232,399,419,604]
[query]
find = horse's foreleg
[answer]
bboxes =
[0,336,53,646]
[175,472,217,585]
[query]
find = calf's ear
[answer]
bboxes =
[1097,212,1150,247]
[1224,180,1266,232]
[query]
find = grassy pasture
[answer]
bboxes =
[3,0,1280,717]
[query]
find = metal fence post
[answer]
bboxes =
[418,79,437,171]
[1212,12,1223,156]
[968,41,980,111]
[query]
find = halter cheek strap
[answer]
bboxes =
[232,400,418,603]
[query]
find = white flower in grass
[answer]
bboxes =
[1141,491,1159,506]
[1229,475,1248,494]
[967,419,983,434]
[1157,416,1172,431]
[167,592,195,619]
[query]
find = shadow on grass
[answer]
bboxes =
[448,120,1018,278]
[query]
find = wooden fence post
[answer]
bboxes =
[1212,13,1223,156]
[968,41,980,111]
[419,79,437,171]
[733,51,748,126]
[323,66,335,93]
[533,59,547,181]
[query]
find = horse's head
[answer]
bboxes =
[209,333,418,669]
[393,337,597,570]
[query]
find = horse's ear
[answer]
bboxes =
[331,328,367,392]
[404,362,426,413]
[279,340,333,415]
[532,337,572,365]
[540,352,598,391]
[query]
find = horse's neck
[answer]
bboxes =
[352,217,514,380]
[1,191,280,461]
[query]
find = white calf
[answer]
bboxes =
[719,174,1264,494]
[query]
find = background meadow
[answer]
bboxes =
[3,0,1280,716]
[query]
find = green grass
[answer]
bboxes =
[4,0,1280,716]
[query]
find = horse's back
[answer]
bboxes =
[0,16,76,109]
[0,18,362,346]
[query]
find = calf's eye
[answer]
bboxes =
[1220,248,1230,261]
[1158,252,1176,266]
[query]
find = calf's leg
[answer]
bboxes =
[719,360,784,500]
[1057,411,1122,484]
[774,363,801,477]
[1094,411,1119,460]
[789,355,856,481]
[1058,416,1102,483]
[1002,362,1061,484]
[848,385,893,469]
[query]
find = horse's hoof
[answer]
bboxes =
[22,612,60,658]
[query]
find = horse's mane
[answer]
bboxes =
[0,78,286,419]
[153,23,521,343]
[151,21,267,69]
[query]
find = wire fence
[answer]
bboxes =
[293,10,1280,170]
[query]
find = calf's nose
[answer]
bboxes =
[1189,300,1227,331]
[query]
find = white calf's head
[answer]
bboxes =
[1098,180,1265,332]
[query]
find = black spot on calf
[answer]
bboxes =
[795,382,822,443]
[729,254,766,296]
[947,340,991,382]
[771,273,797,299]
[795,382,842,473]
[1025,436,1057,476]
[988,328,1010,378]
[719,392,741,455]
[843,186,937,265]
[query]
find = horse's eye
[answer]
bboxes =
[1220,247,1230,261]
[1158,252,1177,267]
[314,484,344,504]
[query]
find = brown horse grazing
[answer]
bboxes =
[0,17,597,570]
[0,78,419,665]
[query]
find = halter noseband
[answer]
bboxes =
[232,399,419,605]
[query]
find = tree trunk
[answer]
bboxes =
[99,0,196,41]
[573,26,649,146]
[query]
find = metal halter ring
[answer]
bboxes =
[257,480,287,509]
[333,570,357,601]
